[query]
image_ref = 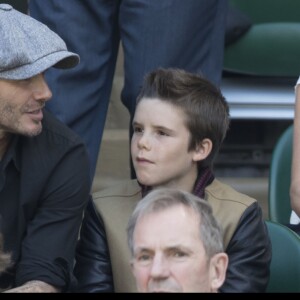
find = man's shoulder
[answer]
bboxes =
[41,110,84,145]
[18,110,88,168]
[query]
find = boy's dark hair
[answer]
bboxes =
[136,68,230,169]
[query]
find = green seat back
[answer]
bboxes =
[225,0,300,76]
[268,125,293,224]
[224,24,300,77]
[266,220,300,292]
[230,0,300,23]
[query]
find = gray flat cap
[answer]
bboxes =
[0,3,80,80]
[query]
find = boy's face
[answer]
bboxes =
[0,74,51,138]
[131,98,200,191]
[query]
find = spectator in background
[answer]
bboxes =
[74,68,271,293]
[0,4,90,292]
[127,188,228,293]
[289,77,300,234]
[29,0,229,180]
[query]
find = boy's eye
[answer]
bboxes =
[158,130,168,136]
[133,126,143,133]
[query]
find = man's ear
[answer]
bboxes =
[192,138,213,162]
[209,253,229,292]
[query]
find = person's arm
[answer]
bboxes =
[15,142,90,292]
[220,202,272,293]
[4,280,60,293]
[290,78,300,217]
[73,199,114,292]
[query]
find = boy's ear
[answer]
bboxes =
[193,138,212,162]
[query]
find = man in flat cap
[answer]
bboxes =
[0,4,90,292]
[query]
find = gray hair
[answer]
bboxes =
[127,188,224,259]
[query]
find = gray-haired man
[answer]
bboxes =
[127,188,228,293]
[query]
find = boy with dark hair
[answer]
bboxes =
[74,68,271,293]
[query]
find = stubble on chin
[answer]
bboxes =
[17,120,43,137]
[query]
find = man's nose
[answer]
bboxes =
[150,254,170,279]
[32,74,52,102]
